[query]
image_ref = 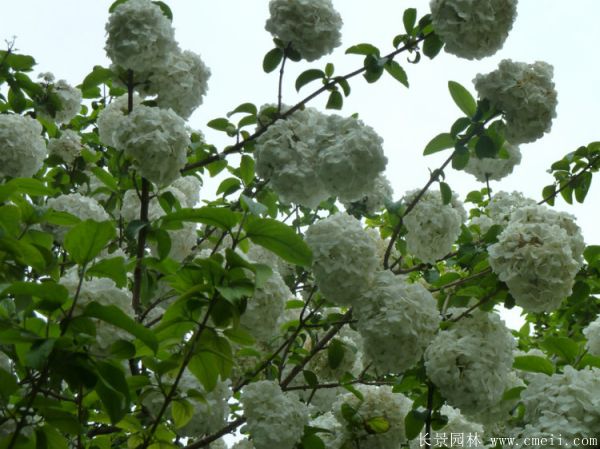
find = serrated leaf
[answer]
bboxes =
[7,53,36,71]
[239,155,255,186]
[295,69,325,92]
[263,48,284,73]
[171,399,194,428]
[423,33,444,59]
[64,220,115,265]
[540,336,580,364]
[227,102,257,117]
[384,60,409,87]
[423,133,454,155]
[207,118,232,131]
[345,43,380,56]
[161,207,241,231]
[448,81,477,117]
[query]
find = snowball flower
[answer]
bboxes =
[424,310,515,415]
[305,213,379,306]
[583,316,600,357]
[240,270,290,342]
[474,60,557,144]
[471,190,536,234]
[0,114,46,178]
[410,405,485,449]
[310,412,345,449]
[97,94,142,147]
[240,380,308,449]
[343,174,393,215]
[105,0,177,72]
[355,271,440,373]
[47,129,82,164]
[308,328,363,380]
[52,80,82,123]
[114,105,189,186]
[171,175,202,208]
[265,0,343,61]
[517,366,600,441]
[333,385,412,449]
[488,205,584,312]
[403,189,466,263]
[140,49,210,119]
[46,193,111,242]
[255,108,329,208]
[317,115,388,203]
[464,142,521,182]
[430,0,517,60]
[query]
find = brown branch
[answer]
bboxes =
[131,178,150,317]
[182,417,246,449]
[428,267,492,293]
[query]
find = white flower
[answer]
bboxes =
[355,271,440,373]
[232,440,255,449]
[105,0,177,72]
[140,49,210,119]
[114,105,189,186]
[308,329,363,380]
[240,270,290,342]
[464,142,521,182]
[310,412,345,449]
[265,0,343,62]
[410,405,485,449]
[245,244,294,280]
[97,94,143,147]
[317,115,388,203]
[171,175,202,208]
[472,371,524,425]
[46,193,111,241]
[403,189,466,263]
[424,310,515,415]
[47,129,82,164]
[305,213,379,306]
[52,80,82,124]
[516,366,600,441]
[488,205,584,312]
[333,385,412,449]
[474,60,557,144]
[0,114,46,178]
[240,380,308,449]
[255,108,330,208]
[430,0,517,60]
[471,191,536,234]
[343,174,393,215]
[583,316,600,357]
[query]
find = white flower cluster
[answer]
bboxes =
[240,380,308,449]
[46,193,111,242]
[517,366,600,442]
[317,115,388,203]
[409,405,485,449]
[470,190,536,234]
[475,371,524,426]
[424,310,515,415]
[488,205,584,312]
[403,189,466,263]
[355,271,440,373]
[430,0,517,60]
[265,0,343,61]
[343,174,393,215]
[474,60,557,144]
[231,440,255,449]
[114,105,189,186]
[310,412,345,449]
[240,270,290,342]
[171,175,202,208]
[305,213,378,306]
[255,108,387,208]
[464,142,521,182]
[139,50,211,120]
[245,243,293,280]
[97,94,143,148]
[0,114,47,178]
[120,186,197,261]
[105,0,177,73]
[47,129,82,164]
[51,80,82,124]
[333,385,412,449]
[308,328,363,381]
[583,316,600,357]
[61,270,133,349]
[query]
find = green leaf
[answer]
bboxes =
[475,135,498,159]
[87,256,128,288]
[345,43,380,56]
[336,77,351,96]
[24,338,56,369]
[363,55,384,83]
[64,220,115,265]
[365,416,390,434]
[422,33,444,59]
[574,171,592,203]
[152,1,173,20]
[207,118,232,131]
[8,87,26,113]
[7,53,36,71]
[10,178,55,197]
[295,69,325,92]
[513,355,555,376]
[423,133,454,155]
[404,410,425,440]
[172,399,194,428]
[240,194,268,216]
[188,351,220,392]
[239,155,255,186]
[244,217,312,267]
[541,184,556,205]
[325,63,334,77]
[217,177,241,197]
[303,370,319,388]
[0,367,19,399]
[584,245,600,265]
[95,361,130,424]
[301,433,326,449]
[83,302,158,353]
[81,66,113,91]
[439,182,452,205]
[227,102,257,117]
[384,60,409,87]
[161,207,241,231]
[403,8,417,34]
[38,425,69,449]
[502,386,526,401]
[540,336,580,364]
[327,339,345,370]
[452,146,470,170]
[325,90,343,110]
[263,48,284,73]
[448,81,476,117]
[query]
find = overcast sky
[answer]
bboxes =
[2,0,600,329]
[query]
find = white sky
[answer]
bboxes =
[2,0,600,329]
